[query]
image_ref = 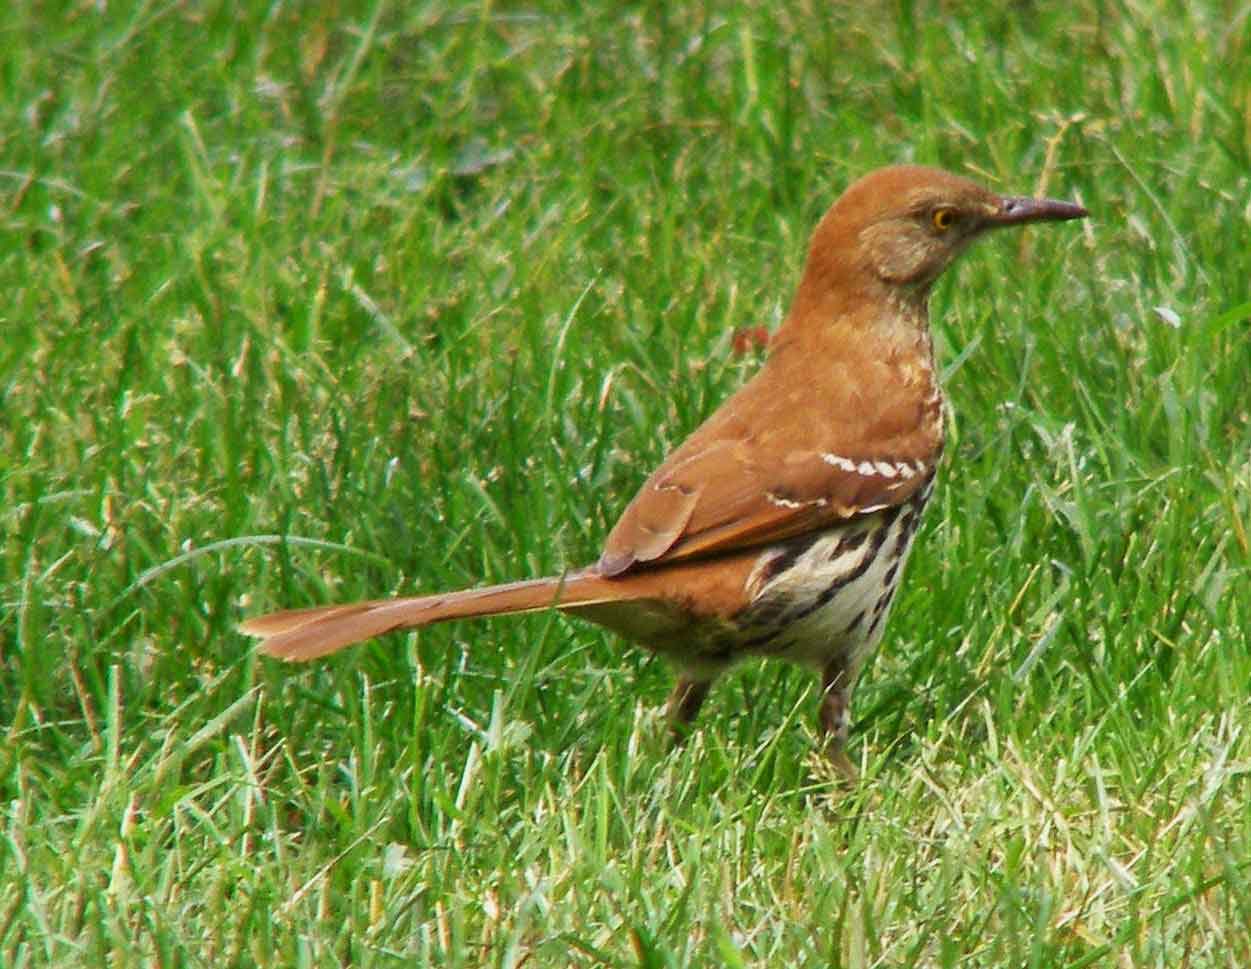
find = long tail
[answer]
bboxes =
[241,570,625,662]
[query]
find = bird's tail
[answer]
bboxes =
[241,571,623,662]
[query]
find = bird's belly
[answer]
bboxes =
[733,494,930,670]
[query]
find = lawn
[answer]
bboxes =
[2,1,1250,965]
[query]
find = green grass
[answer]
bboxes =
[3,0,1250,965]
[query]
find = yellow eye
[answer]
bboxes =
[932,207,957,231]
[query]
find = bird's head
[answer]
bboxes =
[798,165,1087,312]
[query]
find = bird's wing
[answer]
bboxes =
[598,352,942,575]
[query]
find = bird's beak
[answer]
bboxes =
[987,195,1088,227]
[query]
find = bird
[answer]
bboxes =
[243,165,1087,776]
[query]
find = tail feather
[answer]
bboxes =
[242,572,618,662]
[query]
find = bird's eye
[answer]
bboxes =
[931,207,957,231]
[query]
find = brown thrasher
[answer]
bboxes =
[244,165,1086,775]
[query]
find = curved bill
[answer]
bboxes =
[988,195,1088,227]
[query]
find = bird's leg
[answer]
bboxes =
[665,675,713,746]
[819,656,858,780]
